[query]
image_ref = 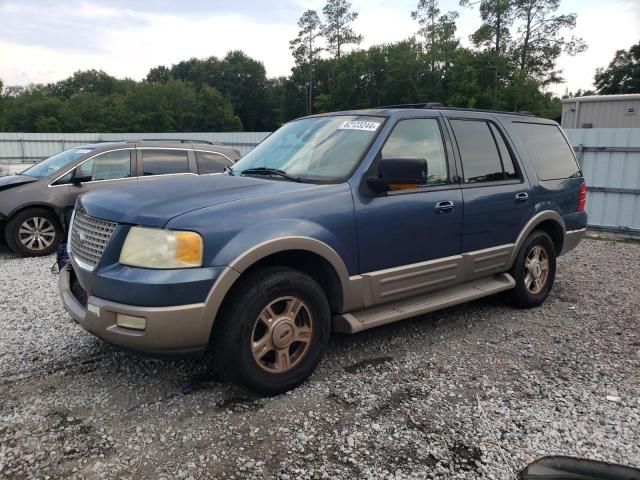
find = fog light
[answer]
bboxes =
[116,314,146,331]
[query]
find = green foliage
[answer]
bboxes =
[322,0,362,58]
[511,0,586,82]
[0,0,588,133]
[594,42,640,95]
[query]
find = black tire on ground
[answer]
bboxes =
[212,266,331,396]
[5,208,63,257]
[508,230,557,308]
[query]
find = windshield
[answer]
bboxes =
[231,115,384,181]
[22,148,94,178]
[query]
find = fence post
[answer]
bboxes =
[576,143,584,168]
[19,138,25,170]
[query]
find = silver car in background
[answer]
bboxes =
[0,140,239,256]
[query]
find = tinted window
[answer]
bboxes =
[451,120,504,183]
[381,118,448,186]
[196,152,231,174]
[142,149,189,176]
[75,150,132,182]
[512,123,580,180]
[489,123,518,179]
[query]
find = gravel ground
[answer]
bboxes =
[1,238,639,479]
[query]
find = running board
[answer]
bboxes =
[333,273,515,334]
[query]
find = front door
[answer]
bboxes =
[66,148,137,218]
[353,117,463,276]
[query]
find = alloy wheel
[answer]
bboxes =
[18,217,56,251]
[524,245,549,294]
[251,296,314,373]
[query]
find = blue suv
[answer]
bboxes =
[59,106,587,395]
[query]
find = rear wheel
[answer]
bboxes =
[508,230,556,308]
[212,266,330,395]
[5,208,62,257]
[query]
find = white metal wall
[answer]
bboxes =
[0,132,270,175]
[565,128,640,236]
[562,97,640,129]
[2,129,639,236]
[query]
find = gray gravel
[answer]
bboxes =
[1,238,639,479]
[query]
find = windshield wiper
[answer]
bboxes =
[239,167,303,182]
[224,165,235,176]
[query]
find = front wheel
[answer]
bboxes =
[508,230,557,308]
[5,208,63,257]
[212,266,330,395]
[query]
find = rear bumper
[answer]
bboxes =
[560,228,586,255]
[59,266,210,355]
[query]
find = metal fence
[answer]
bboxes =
[0,132,270,175]
[1,129,638,237]
[565,128,640,237]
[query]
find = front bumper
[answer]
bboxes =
[59,266,210,355]
[560,228,586,255]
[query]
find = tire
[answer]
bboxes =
[508,230,557,308]
[212,266,331,396]
[5,208,63,257]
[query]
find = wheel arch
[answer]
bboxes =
[507,210,566,269]
[201,237,353,340]
[8,203,66,230]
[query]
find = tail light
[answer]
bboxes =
[577,181,587,212]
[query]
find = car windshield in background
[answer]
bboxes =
[231,115,384,181]
[21,148,94,178]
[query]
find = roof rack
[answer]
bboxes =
[125,139,223,145]
[376,103,536,117]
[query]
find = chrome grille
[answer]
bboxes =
[69,209,117,270]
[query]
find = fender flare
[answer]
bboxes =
[200,236,353,335]
[506,210,566,269]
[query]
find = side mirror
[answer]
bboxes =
[520,456,640,480]
[366,157,428,194]
[71,172,92,185]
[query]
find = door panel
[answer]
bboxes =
[353,117,463,274]
[446,118,533,252]
[461,185,532,251]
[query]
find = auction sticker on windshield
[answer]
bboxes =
[339,120,381,132]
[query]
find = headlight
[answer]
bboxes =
[119,227,203,269]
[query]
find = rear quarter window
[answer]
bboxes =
[512,123,580,180]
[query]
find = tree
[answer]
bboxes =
[460,0,514,107]
[146,65,171,84]
[594,43,640,95]
[289,10,324,115]
[412,1,460,100]
[322,0,363,58]
[512,0,586,83]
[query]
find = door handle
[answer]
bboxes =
[515,192,529,202]
[435,200,455,213]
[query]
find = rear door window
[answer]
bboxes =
[450,120,506,183]
[512,123,580,180]
[489,123,518,179]
[141,149,190,176]
[196,152,232,174]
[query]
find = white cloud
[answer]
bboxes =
[0,0,638,97]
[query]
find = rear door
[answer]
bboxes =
[136,148,194,180]
[445,115,533,254]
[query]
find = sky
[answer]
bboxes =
[0,0,638,97]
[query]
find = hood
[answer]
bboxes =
[0,174,38,192]
[80,174,317,227]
